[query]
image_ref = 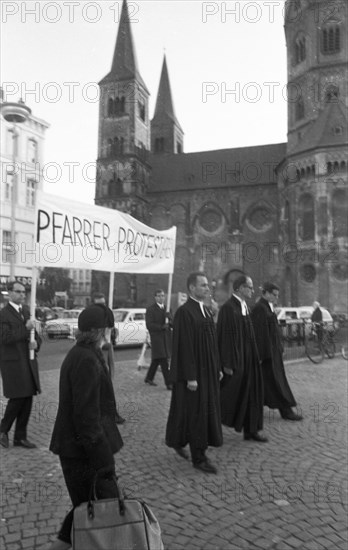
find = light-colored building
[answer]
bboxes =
[68,268,92,307]
[0,93,49,293]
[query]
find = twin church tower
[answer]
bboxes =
[93,0,347,310]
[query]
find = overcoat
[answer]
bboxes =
[0,303,41,398]
[145,302,172,359]
[217,296,264,433]
[251,297,296,409]
[165,298,223,450]
[49,343,123,470]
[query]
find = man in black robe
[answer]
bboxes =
[217,275,268,442]
[165,272,223,474]
[251,282,303,421]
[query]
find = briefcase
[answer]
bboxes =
[72,471,164,550]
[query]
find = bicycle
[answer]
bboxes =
[305,323,336,364]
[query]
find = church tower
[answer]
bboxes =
[95,0,150,222]
[151,55,184,155]
[278,0,348,308]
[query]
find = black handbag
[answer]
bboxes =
[72,470,164,549]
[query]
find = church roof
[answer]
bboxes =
[287,101,348,157]
[99,0,149,93]
[149,142,286,192]
[152,55,183,131]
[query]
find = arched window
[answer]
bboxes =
[300,167,305,179]
[107,139,113,157]
[298,193,315,241]
[295,97,305,121]
[321,26,341,54]
[294,35,306,64]
[113,137,119,155]
[325,84,339,102]
[107,98,114,117]
[332,190,348,238]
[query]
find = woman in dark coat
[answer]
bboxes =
[251,282,302,421]
[48,304,123,550]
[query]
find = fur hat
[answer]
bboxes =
[78,304,114,331]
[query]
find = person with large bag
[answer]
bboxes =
[48,304,123,549]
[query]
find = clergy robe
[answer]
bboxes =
[251,297,296,410]
[165,298,223,451]
[217,296,264,433]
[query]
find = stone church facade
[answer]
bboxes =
[93,0,347,312]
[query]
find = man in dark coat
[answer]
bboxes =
[251,282,303,421]
[144,289,172,389]
[217,275,268,442]
[0,281,41,449]
[165,272,223,474]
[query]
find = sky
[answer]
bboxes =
[1,0,288,204]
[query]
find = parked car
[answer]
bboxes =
[51,306,65,318]
[45,309,81,339]
[35,307,58,323]
[112,308,147,347]
[275,306,333,324]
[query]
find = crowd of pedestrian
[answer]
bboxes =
[0,271,304,547]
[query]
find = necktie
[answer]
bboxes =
[18,306,24,321]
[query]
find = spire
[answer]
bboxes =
[154,55,175,119]
[99,0,148,92]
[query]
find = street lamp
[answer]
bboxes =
[1,99,31,280]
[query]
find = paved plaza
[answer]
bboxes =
[0,352,347,550]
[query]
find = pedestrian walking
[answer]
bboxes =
[92,292,125,424]
[48,304,123,550]
[165,272,223,473]
[217,275,268,442]
[251,282,303,421]
[0,281,41,449]
[144,289,173,390]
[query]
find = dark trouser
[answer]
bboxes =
[0,396,33,440]
[189,443,207,465]
[145,358,170,386]
[58,457,118,544]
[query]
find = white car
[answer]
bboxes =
[275,306,333,323]
[112,308,147,347]
[45,309,81,339]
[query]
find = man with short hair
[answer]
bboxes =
[0,282,41,449]
[251,282,303,421]
[217,275,267,442]
[166,273,223,474]
[144,289,172,389]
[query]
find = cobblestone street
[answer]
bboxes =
[1,354,347,550]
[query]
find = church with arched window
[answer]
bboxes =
[93,0,347,311]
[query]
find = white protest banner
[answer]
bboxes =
[33,192,176,274]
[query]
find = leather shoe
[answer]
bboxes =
[145,380,157,386]
[115,416,126,425]
[13,439,37,449]
[174,447,189,460]
[0,432,9,449]
[193,460,217,474]
[244,432,268,443]
[280,409,303,421]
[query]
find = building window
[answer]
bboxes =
[294,35,306,64]
[298,193,314,241]
[107,96,125,117]
[4,173,13,200]
[295,97,305,121]
[154,138,165,153]
[26,179,36,207]
[138,98,146,121]
[6,129,14,156]
[2,230,12,263]
[325,84,339,102]
[27,138,38,163]
[321,26,340,54]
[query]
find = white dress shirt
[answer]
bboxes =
[232,294,249,316]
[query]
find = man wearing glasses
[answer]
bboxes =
[217,275,268,442]
[0,281,41,449]
[251,282,302,421]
